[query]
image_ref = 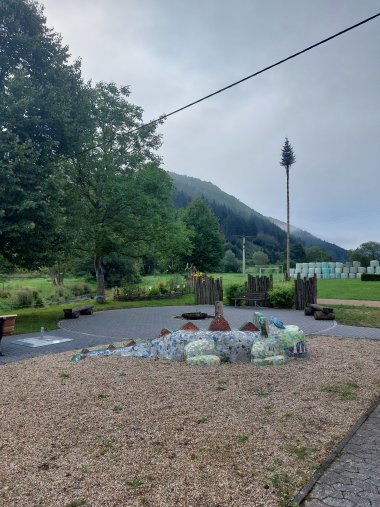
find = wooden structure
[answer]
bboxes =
[305,303,335,320]
[194,276,223,305]
[0,314,17,355]
[63,305,94,319]
[232,275,272,307]
[294,274,317,310]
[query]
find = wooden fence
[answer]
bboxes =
[194,276,223,305]
[294,274,317,310]
[243,274,272,306]
[247,274,273,293]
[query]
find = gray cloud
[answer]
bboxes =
[42,0,380,249]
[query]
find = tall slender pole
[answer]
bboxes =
[286,166,290,280]
[242,236,246,274]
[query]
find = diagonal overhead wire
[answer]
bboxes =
[71,11,380,158]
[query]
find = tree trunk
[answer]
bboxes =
[95,254,106,303]
[286,166,290,281]
[50,265,64,286]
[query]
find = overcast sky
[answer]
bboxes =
[41,0,380,250]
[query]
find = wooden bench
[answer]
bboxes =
[0,314,17,356]
[63,305,94,319]
[232,292,267,307]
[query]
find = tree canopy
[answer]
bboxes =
[0,0,90,267]
[180,198,224,272]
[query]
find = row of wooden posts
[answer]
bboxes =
[193,273,317,310]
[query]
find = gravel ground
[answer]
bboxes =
[1,335,380,507]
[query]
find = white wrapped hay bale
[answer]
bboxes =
[352,261,361,268]
[315,267,321,274]
[335,262,343,269]
[335,267,342,274]
[328,262,335,269]
[308,262,316,269]
[308,268,315,274]
[343,267,350,274]
[302,263,309,269]
[370,260,379,268]
[341,273,348,279]
[356,273,362,279]
[316,262,322,268]
[367,267,374,274]
[376,267,380,274]
[316,273,322,278]
[184,339,216,358]
[349,267,358,274]
[335,273,341,279]
[358,267,366,274]
[349,273,356,279]
[329,273,335,279]
[296,263,302,270]
[187,355,221,365]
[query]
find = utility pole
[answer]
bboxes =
[242,236,246,274]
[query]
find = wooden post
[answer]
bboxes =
[215,301,224,317]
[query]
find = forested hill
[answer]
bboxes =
[168,171,347,262]
[268,217,347,258]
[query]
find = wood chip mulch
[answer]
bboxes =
[1,335,379,507]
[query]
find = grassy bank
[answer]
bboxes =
[333,305,380,328]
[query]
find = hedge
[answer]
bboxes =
[361,274,380,281]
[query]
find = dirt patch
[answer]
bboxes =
[1,336,380,507]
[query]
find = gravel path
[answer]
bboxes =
[2,305,380,506]
[1,336,380,507]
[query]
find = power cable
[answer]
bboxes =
[70,11,380,159]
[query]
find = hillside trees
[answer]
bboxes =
[305,246,332,262]
[180,198,224,272]
[0,0,90,267]
[349,241,380,265]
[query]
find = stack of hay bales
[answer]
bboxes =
[290,260,379,279]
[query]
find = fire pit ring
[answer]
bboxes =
[181,312,210,320]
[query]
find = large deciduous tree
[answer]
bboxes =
[66,82,177,300]
[180,198,224,272]
[0,0,90,267]
[280,137,296,280]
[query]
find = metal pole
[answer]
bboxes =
[242,236,246,274]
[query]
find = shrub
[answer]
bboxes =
[71,283,91,296]
[12,287,45,309]
[226,283,246,306]
[12,288,34,308]
[267,284,295,308]
[0,289,10,298]
[361,274,380,281]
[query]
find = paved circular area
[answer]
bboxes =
[58,305,340,340]
[1,305,379,365]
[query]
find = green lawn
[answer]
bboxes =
[317,279,380,301]
[333,305,380,328]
